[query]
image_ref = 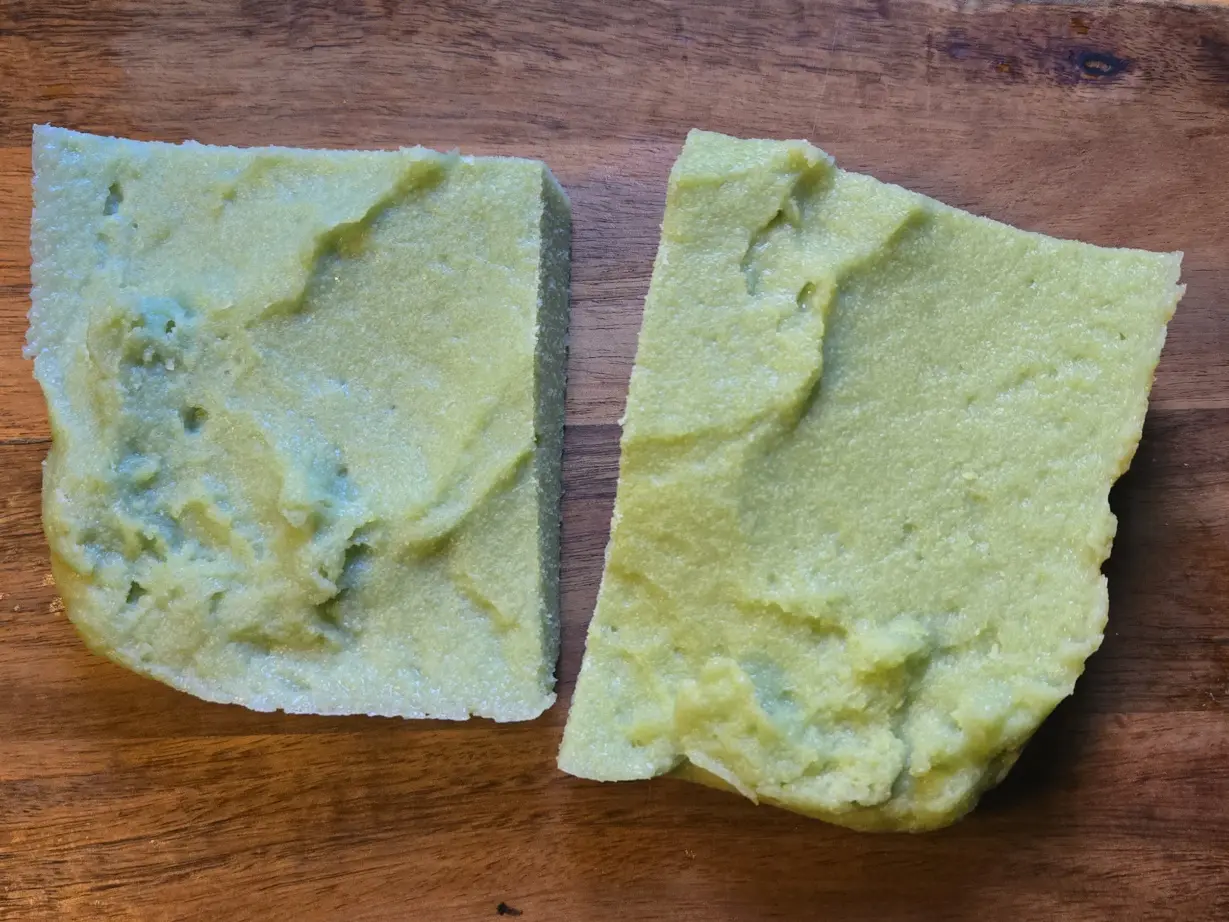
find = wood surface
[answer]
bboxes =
[2,1,1228,919]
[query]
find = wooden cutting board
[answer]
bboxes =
[1,1,1227,919]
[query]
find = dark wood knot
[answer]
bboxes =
[1076,50,1128,80]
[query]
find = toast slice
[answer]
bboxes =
[560,129,1181,828]
[28,126,571,721]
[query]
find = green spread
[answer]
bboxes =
[559,130,1182,829]
[28,126,571,720]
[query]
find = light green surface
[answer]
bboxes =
[28,126,571,721]
[559,129,1182,829]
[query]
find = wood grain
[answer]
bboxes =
[1,1,1227,919]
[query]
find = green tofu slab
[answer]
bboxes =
[27,126,571,721]
[559,130,1182,829]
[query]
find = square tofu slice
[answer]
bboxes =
[559,130,1181,828]
[28,126,571,721]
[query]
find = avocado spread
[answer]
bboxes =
[28,126,571,721]
[559,130,1181,829]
